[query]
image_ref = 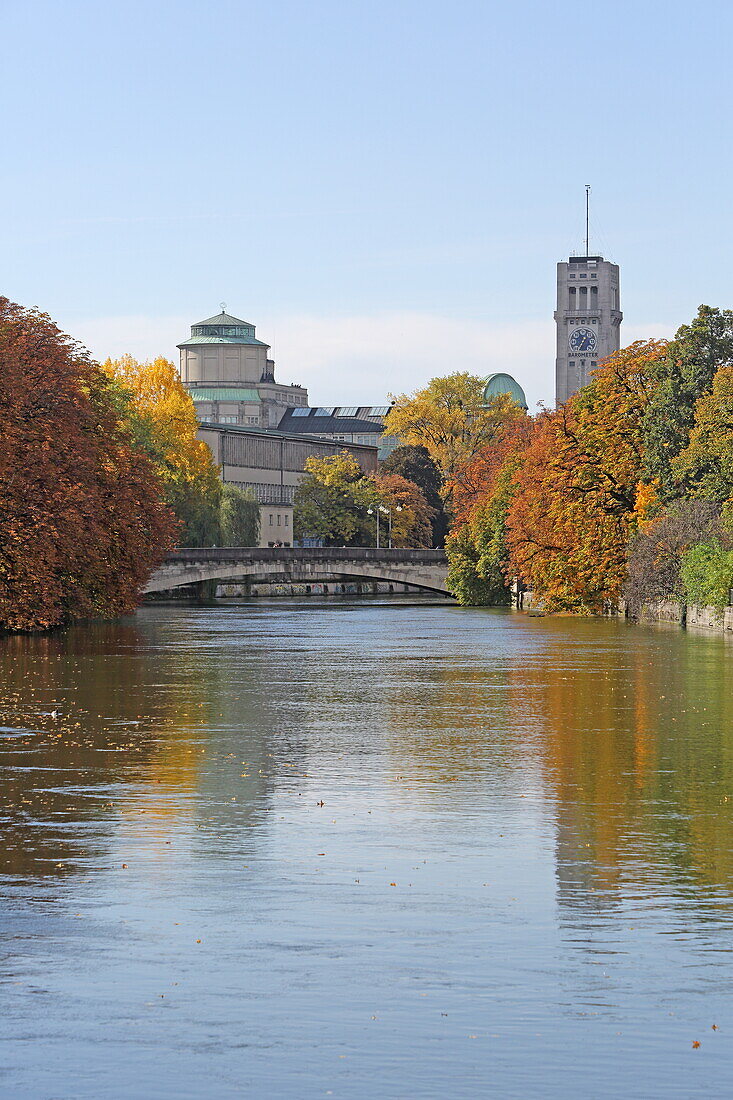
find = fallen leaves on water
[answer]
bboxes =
[692,1041,700,1049]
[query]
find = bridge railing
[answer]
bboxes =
[167,546,447,564]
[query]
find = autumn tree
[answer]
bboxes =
[505,342,666,613]
[104,355,222,546]
[380,444,447,546]
[388,373,523,509]
[372,473,434,548]
[446,416,535,605]
[0,299,177,632]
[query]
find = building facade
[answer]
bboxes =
[197,423,378,547]
[179,311,308,427]
[554,255,622,405]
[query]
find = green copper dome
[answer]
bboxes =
[483,373,528,410]
[177,310,270,348]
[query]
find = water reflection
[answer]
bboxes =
[1,603,732,1098]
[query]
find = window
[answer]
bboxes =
[277,515,281,526]
[246,416,259,424]
[292,407,311,416]
[269,515,273,525]
[315,407,334,417]
[569,360,576,367]
[337,407,358,417]
[569,274,576,279]
[371,406,390,416]
[285,515,289,525]
[590,273,597,279]
[579,273,587,278]
[219,415,238,424]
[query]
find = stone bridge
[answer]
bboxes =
[145,547,451,596]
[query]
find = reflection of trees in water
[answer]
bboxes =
[522,620,733,907]
[0,619,214,879]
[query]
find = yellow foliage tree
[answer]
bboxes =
[387,372,524,507]
[104,355,223,546]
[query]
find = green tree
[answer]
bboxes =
[672,364,733,502]
[220,485,260,546]
[643,306,733,497]
[681,540,733,609]
[294,453,373,545]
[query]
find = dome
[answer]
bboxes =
[483,372,528,410]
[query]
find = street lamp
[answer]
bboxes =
[367,504,403,548]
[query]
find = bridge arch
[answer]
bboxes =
[145,547,451,597]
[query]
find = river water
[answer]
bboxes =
[1,600,732,1098]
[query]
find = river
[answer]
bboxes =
[1,600,732,1098]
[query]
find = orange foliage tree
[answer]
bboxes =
[0,299,177,632]
[505,342,667,613]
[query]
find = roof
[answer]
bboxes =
[278,410,385,435]
[189,387,261,403]
[178,335,270,347]
[178,310,271,348]
[197,421,378,450]
[194,311,252,327]
[483,372,528,410]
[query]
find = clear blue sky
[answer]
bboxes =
[3,0,732,408]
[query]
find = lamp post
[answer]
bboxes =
[367,506,381,548]
[369,504,402,548]
[383,505,402,548]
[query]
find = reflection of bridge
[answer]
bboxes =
[145,547,450,595]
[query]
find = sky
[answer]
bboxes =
[2,0,732,410]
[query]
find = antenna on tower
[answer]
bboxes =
[585,184,591,257]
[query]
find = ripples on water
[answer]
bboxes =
[0,600,732,1098]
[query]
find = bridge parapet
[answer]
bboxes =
[145,547,450,595]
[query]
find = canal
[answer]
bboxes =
[1,600,732,1098]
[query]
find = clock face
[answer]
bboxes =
[569,327,597,353]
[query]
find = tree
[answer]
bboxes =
[643,306,733,497]
[672,364,733,503]
[372,473,434,548]
[388,373,524,508]
[0,298,177,632]
[103,355,222,546]
[445,418,534,605]
[294,453,372,545]
[623,500,722,616]
[505,342,666,613]
[220,485,260,546]
[681,539,733,609]
[380,444,447,546]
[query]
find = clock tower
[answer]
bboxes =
[554,254,622,404]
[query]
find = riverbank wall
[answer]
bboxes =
[626,599,733,633]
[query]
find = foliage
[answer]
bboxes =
[623,500,722,616]
[388,372,524,505]
[643,306,733,498]
[505,342,666,613]
[220,485,260,546]
[0,298,177,632]
[672,364,733,503]
[104,355,222,546]
[445,418,534,605]
[680,539,733,610]
[380,444,447,546]
[294,453,372,545]
[293,452,433,547]
[372,473,434,548]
